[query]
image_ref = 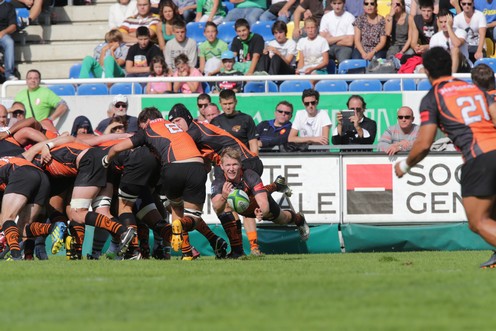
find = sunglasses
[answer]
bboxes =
[198,103,208,108]
[350,107,363,111]
[461,2,472,5]
[398,115,412,120]
[303,100,317,106]
[276,109,292,115]
[12,110,25,116]
[115,103,128,108]
[364,2,375,5]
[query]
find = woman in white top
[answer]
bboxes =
[108,0,138,29]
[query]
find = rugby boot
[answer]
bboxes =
[480,251,496,269]
[213,237,228,259]
[296,212,310,242]
[274,175,292,197]
[50,222,67,255]
[117,227,137,257]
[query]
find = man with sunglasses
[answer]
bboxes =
[454,0,486,63]
[196,93,211,122]
[95,94,138,135]
[378,106,419,155]
[289,89,331,147]
[256,101,294,151]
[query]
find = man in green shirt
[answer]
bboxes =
[14,69,68,132]
[224,0,266,26]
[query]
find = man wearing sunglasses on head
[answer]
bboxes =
[256,101,294,152]
[95,94,139,135]
[378,106,419,155]
[288,89,332,147]
[332,94,377,147]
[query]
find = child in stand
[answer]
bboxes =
[296,16,329,86]
[199,22,229,75]
[214,50,244,93]
[146,55,172,94]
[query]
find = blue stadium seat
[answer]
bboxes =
[77,83,109,95]
[223,1,234,12]
[243,81,278,93]
[314,80,348,92]
[218,21,237,44]
[109,83,143,95]
[252,21,275,42]
[348,79,382,92]
[337,59,368,74]
[69,63,82,79]
[48,84,76,96]
[473,57,496,72]
[383,79,416,91]
[417,79,432,91]
[186,22,206,44]
[279,80,312,92]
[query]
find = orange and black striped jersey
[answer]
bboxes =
[187,121,256,165]
[420,76,496,161]
[130,118,201,165]
[0,137,24,157]
[32,142,91,177]
[94,138,129,171]
[0,156,40,191]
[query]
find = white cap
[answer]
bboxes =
[112,94,128,106]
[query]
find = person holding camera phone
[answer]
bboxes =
[332,94,377,147]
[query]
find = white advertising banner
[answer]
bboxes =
[343,153,465,223]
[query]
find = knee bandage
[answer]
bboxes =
[91,196,112,210]
[70,198,93,209]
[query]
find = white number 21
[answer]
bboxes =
[457,95,489,125]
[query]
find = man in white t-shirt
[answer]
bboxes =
[429,8,471,73]
[288,89,332,148]
[453,0,486,63]
[320,0,355,64]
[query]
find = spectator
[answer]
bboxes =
[410,0,437,55]
[378,106,419,155]
[475,0,496,41]
[14,69,68,132]
[8,102,26,123]
[0,1,17,82]
[257,100,293,151]
[319,0,355,65]
[258,21,297,75]
[204,102,221,122]
[103,115,128,134]
[385,0,414,59]
[195,0,226,24]
[119,0,160,44]
[453,0,486,63]
[429,8,471,73]
[332,94,377,146]
[259,0,299,23]
[352,0,387,60]
[145,55,173,94]
[125,26,162,77]
[196,93,211,121]
[230,18,265,75]
[70,115,94,137]
[95,95,139,134]
[224,0,266,26]
[288,89,331,147]
[79,29,129,79]
[199,22,229,75]
[471,63,496,92]
[408,0,440,16]
[173,0,197,23]
[296,17,330,83]
[156,0,182,50]
[109,0,138,29]
[292,0,330,40]
[214,50,244,92]
[172,53,204,93]
[164,19,198,70]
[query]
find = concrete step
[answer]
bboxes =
[17,61,78,80]
[14,23,108,44]
[53,4,111,23]
[15,41,96,62]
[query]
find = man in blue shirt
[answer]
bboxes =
[256,100,293,151]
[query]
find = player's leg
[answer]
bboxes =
[1,193,28,260]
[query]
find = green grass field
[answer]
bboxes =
[2,251,496,331]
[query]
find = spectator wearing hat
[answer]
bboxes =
[95,95,139,134]
[71,116,95,137]
[213,50,244,93]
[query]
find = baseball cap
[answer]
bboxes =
[221,51,235,60]
[112,94,128,106]
[168,103,193,127]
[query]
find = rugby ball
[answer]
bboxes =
[227,189,250,213]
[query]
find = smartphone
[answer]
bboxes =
[341,110,355,133]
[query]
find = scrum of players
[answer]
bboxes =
[0,104,309,261]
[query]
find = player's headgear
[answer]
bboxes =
[168,103,193,127]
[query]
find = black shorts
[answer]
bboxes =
[461,150,496,197]
[160,162,207,205]
[242,156,264,176]
[121,147,159,188]
[75,148,107,188]
[4,166,50,205]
